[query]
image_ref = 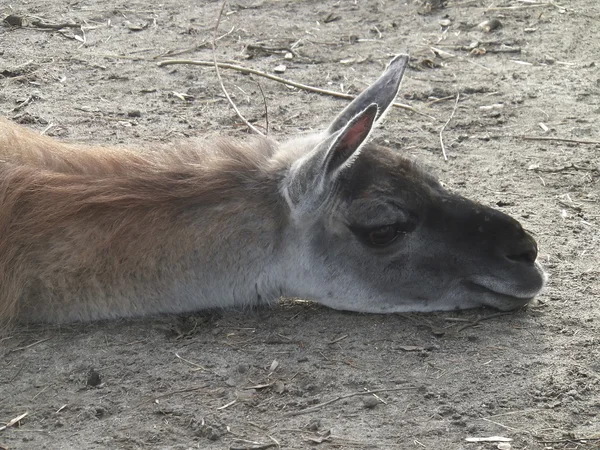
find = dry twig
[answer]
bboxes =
[30,20,81,29]
[283,386,416,417]
[267,435,281,449]
[134,384,210,407]
[255,79,269,136]
[487,3,562,11]
[538,437,600,444]
[8,363,25,383]
[446,0,484,6]
[6,337,52,354]
[211,0,265,136]
[0,412,28,432]
[531,163,598,173]
[457,312,512,332]
[217,399,237,410]
[10,95,35,112]
[328,334,348,345]
[174,352,213,373]
[230,443,276,450]
[439,93,460,161]
[157,60,432,119]
[521,136,600,145]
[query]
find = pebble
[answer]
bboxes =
[198,425,221,441]
[236,389,256,402]
[273,380,285,394]
[478,18,502,32]
[87,369,101,387]
[306,418,321,431]
[362,396,380,409]
[225,376,240,387]
[4,15,23,26]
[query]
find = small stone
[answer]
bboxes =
[87,369,101,387]
[273,380,285,394]
[198,425,221,441]
[269,360,280,372]
[225,376,239,387]
[284,52,293,59]
[213,387,227,397]
[236,389,256,402]
[124,21,148,31]
[478,18,502,32]
[439,19,452,27]
[362,396,380,409]
[273,65,286,74]
[479,103,504,111]
[4,15,23,26]
[127,109,141,118]
[306,418,321,431]
[498,443,512,450]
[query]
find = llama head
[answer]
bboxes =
[279,55,546,313]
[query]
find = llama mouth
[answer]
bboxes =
[467,263,546,303]
[466,281,536,305]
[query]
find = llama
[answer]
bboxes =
[0,55,545,326]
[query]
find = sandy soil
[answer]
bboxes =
[1,0,599,449]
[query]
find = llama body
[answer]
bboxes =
[0,56,546,325]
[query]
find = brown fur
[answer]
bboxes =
[0,118,281,327]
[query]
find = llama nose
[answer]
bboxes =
[505,234,538,264]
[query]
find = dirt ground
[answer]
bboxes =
[1,0,599,449]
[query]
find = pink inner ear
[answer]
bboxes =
[340,113,373,150]
[325,105,378,174]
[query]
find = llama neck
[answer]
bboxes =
[5,134,289,323]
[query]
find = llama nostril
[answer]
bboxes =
[506,237,538,264]
[507,249,537,264]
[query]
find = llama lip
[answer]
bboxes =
[467,261,546,302]
[465,280,536,302]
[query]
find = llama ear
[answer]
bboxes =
[321,103,378,179]
[326,54,409,135]
[285,104,378,211]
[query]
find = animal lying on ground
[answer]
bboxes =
[0,55,546,326]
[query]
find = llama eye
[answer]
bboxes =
[367,225,400,246]
[350,217,416,248]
